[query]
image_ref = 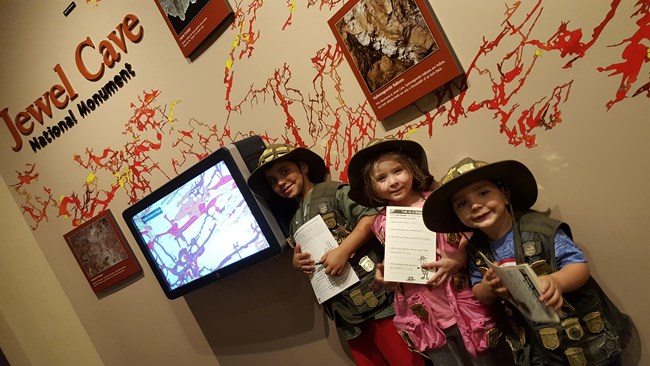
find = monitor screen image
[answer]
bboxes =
[123,144,284,299]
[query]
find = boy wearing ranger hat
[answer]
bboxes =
[248,143,424,366]
[422,157,630,365]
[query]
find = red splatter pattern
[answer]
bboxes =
[8,0,647,230]
[597,0,650,109]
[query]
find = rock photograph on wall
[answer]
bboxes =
[334,0,438,92]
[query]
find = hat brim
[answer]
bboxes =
[348,140,431,207]
[422,160,537,232]
[247,147,327,200]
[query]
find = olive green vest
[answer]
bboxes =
[290,182,392,326]
[468,211,630,365]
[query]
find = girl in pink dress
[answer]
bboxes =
[347,139,512,366]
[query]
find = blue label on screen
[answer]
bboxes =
[141,207,163,224]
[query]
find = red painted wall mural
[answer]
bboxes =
[8,0,649,230]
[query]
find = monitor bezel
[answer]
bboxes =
[122,145,285,299]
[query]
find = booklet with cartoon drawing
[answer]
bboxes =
[384,206,437,284]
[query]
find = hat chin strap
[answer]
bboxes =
[508,199,526,260]
[299,167,314,199]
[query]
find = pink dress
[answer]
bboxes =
[372,194,498,356]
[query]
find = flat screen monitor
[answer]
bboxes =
[122,142,285,299]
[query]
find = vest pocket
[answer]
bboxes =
[469,317,501,354]
[393,291,445,352]
[571,326,621,364]
[327,268,388,325]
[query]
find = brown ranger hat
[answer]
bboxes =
[422,157,537,232]
[247,143,327,200]
[347,138,433,207]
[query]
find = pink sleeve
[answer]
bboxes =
[372,210,386,244]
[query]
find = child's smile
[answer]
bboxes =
[451,180,513,240]
[371,155,421,206]
[264,160,311,199]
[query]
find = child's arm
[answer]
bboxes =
[319,215,376,276]
[538,262,590,310]
[538,229,591,309]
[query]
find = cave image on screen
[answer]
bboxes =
[131,161,270,290]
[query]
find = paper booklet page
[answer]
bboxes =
[293,215,359,304]
[478,252,560,323]
[384,206,437,284]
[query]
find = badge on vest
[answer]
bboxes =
[583,312,604,333]
[564,347,587,366]
[399,330,416,349]
[410,303,429,318]
[321,212,336,229]
[530,260,552,276]
[349,289,365,306]
[363,292,378,308]
[486,328,500,348]
[600,333,620,357]
[318,203,328,214]
[539,327,560,350]
[475,257,488,275]
[359,255,375,273]
[522,241,539,257]
[561,318,584,341]
[452,272,467,292]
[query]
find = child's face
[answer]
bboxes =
[264,160,309,199]
[371,155,419,206]
[451,179,513,240]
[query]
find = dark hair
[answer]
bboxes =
[360,151,434,207]
[261,159,305,187]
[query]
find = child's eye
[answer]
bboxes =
[267,177,278,186]
[479,189,490,196]
[453,200,467,210]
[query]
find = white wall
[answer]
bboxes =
[0,175,103,366]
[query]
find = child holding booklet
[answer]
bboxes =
[347,139,508,365]
[422,157,630,365]
[247,143,423,366]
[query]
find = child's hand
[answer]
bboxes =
[292,244,316,274]
[482,268,509,298]
[538,275,564,310]
[319,246,350,276]
[473,268,510,304]
[422,256,464,287]
[375,263,399,292]
[537,263,589,310]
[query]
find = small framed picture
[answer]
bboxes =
[153,0,233,58]
[64,209,141,294]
